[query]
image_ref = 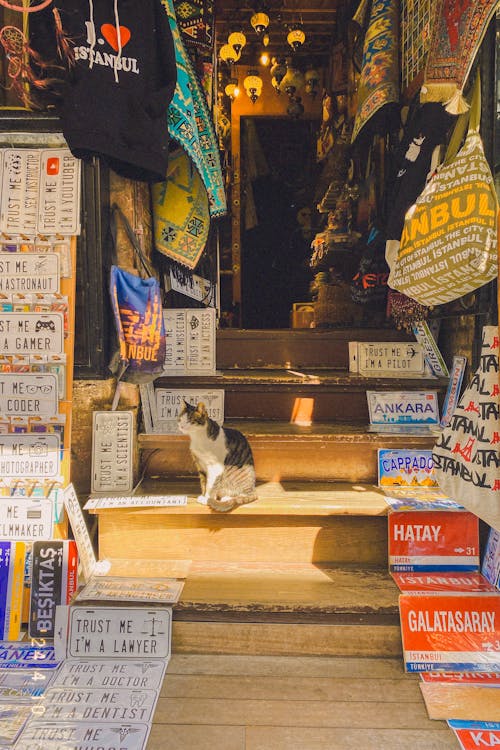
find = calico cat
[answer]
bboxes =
[178,400,258,512]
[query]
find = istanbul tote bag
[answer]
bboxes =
[388,73,498,306]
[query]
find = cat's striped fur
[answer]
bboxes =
[178,400,258,512]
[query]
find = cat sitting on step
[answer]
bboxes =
[178,400,258,513]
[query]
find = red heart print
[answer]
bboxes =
[101,23,131,52]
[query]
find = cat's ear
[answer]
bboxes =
[196,402,207,417]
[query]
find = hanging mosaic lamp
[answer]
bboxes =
[250,10,270,34]
[280,63,304,98]
[244,69,263,103]
[219,43,240,64]
[225,78,240,99]
[287,26,305,51]
[270,57,286,88]
[228,30,246,55]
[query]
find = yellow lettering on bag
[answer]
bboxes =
[450,193,475,219]
[430,202,449,228]
[401,190,496,251]
[478,192,495,217]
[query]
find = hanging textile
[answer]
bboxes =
[173,0,214,51]
[161,0,227,217]
[152,148,210,269]
[421,0,499,114]
[351,0,400,143]
[385,102,455,241]
[29,0,177,183]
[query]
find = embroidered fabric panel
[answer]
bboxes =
[401,0,431,95]
[162,0,227,217]
[173,0,214,51]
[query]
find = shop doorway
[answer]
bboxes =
[240,117,319,329]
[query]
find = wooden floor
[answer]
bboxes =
[148,654,459,749]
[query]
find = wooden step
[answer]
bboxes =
[171,562,401,657]
[148,654,458,750]
[98,559,402,657]
[217,328,411,369]
[139,422,438,483]
[91,480,389,565]
[154,370,446,422]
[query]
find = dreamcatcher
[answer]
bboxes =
[0,0,73,108]
[0,0,52,11]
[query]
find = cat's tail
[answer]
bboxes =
[208,493,258,513]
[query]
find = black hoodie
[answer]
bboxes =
[30,0,177,182]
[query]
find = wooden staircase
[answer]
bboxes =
[91,328,448,657]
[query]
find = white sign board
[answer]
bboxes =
[37,686,158,722]
[187,308,216,373]
[0,669,54,689]
[482,528,500,589]
[154,388,224,433]
[0,149,41,235]
[349,341,425,376]
[0,313,64,355]
[15,721,151,750]
[84,495,187,510]
[52,658,168,690]
[0,373,58,416]
[163,308,216,375]
[413,320,449,377]
[74,575,184,605]
[63,606,172,660]
[163,309,186,373]
[38,149,81,236]
[0,497,54,541]
[0,683,46,701]
[63,484,97,583]
[0,253,60,294]
[0,702,32,744]
[0,642,58,669]
[367,391,440,427]
[0,434,60,479]
[165,269,215,304]
[91,411,134,495]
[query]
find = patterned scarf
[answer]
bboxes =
[161,0,227,217]
[351,0,400,143]
[152,148,210,269]
[421,0,499,113]
[173,0,214,51]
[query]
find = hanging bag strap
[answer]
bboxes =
[443,71,481,166]
[109,203,155,279]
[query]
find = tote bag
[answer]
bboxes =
[388,74,498,306]
[108,205,166,384]
[432,326,500,531]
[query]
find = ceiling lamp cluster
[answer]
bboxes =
[220,8,317,113]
